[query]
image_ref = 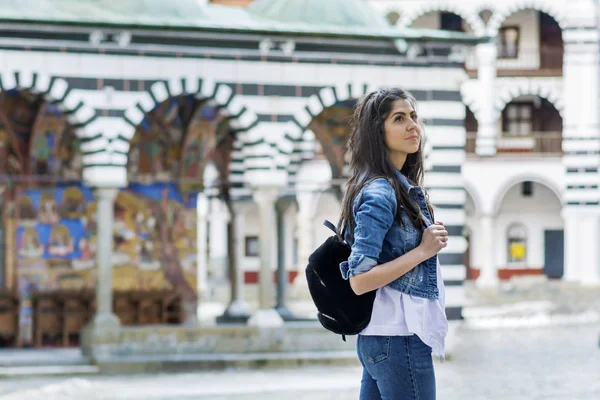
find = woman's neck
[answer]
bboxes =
[389,151,407,171]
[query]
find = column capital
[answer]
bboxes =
[93,187,119,201]
[251,186,281,206]
[84,166,127,188]
[476,211,497,219]
[476,42,498,63]
[245,169,288,190]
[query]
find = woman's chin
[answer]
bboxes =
[408,144,420,154]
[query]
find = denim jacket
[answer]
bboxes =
[339,171,439,299]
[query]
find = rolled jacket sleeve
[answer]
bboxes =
[339,179,397,279]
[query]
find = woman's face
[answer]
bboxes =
[383,99,421,157]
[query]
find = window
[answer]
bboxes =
[503,103,533,135]
[498,26,520,58]
[245,236,259,257]
[440,12,463,32]
[522,181,534,197]
[507,224,527,264]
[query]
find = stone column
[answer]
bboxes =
[274,199,296,320]
[476,42,498,156]
[217,203,251,323]
[477,213,498,287]
[81,188,120,357]
[248,187,284,326]
[93,188,120,327]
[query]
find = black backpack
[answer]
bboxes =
[305,220,377,341]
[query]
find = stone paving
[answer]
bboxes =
[0,322,598,400]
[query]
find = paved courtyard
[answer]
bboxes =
[0,322,598,400]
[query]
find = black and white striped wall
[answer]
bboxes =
[244,64,470,320]
[0,46,472,316]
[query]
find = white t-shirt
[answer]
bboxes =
[360,258,448,361]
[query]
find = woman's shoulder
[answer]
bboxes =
[356,177,396,208]
[363,177,394,194]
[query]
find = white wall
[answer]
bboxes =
[495,183,563,269]
[411,12,440,29]
[464,158,564,272]
[466,183,563,271]
[462,158,564,215]
[208,198,229,281]
[241,203,261,272]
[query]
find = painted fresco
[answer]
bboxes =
[3,92,234,343]
[128,95,233,198]
[12,183,199,344]
[123,95,236,302]
[14,185,95,345]
[0,89,82,180]
[112,184,198,302]
[309,100,354,179]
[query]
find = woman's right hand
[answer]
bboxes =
[418,222,448,259]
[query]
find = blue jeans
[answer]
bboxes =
[357,335,436,400]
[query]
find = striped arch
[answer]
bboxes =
[486,1,566,36]
[0,70,96,140]
[494,78,564,120]
[112,78,259,189]
[460,78,564,123]
[0,70,99,183]
[460,80,481,124]
[397,3,486,37]
[492,173,563,214]
[285,82,371,182]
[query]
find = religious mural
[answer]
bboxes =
[0,90,82,180]
[12,183,200,344]
[1,91,233,344]
[14,185,94,345]
[309,100,354,179]
[128,95,234,200]
[125,95,234,302]
[0,89,85,345]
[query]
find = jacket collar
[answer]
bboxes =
[394,170,415,193]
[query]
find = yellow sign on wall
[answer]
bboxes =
[510,242,526,261]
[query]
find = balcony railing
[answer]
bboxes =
[465,46,563,77]
[466,132,563,155]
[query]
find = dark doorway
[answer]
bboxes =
[544,229,564,279]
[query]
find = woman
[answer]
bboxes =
[338,88,449,400]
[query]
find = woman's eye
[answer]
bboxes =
[395,116,403,122]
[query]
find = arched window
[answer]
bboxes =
[507,224,527,264]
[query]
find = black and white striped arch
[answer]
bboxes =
[80,77,262,189]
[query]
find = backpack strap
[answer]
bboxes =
[323,219,338,235]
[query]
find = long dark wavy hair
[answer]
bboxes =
[337,88,434,241]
